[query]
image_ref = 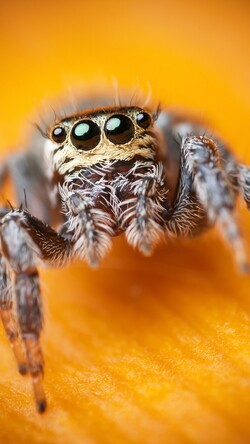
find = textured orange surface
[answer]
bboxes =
[0,1,250,443]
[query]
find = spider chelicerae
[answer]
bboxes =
[0,95,249,413]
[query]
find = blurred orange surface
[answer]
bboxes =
[0,1,250,443]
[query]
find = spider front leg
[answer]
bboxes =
[59,184,116,267]
[180,135,248,271]
[0,209,70,413]
[0,207,28,374]
[0,253,28,374]
[118,163,168,255]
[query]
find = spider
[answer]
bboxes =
[0,95,249,413]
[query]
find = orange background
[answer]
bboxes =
[0,1,250,443]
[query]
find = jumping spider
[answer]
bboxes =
[0,95,249,413]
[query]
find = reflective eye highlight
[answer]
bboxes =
[71,120,101,151]
[136,112,152,129]
[51,126,67,143]
[105,115,134,144]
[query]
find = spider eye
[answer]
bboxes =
[71,120,101,151]
[51,126,67,143]
[104,115,134,145]
[136,112,152,129]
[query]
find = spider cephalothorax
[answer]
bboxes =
[0,98,249,413]
[45,106,170,266]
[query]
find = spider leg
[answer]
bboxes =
[1,148,62,225]
[0,207,28,373]
[118,163,167,255]
[178,135,248,272]
[212,140,250,212]
[0,209,70,413]
[59,185,115,267]
[239,164,250,210]
[0,253,28,374]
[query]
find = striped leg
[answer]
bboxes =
[0,253,28,374]
[119,163,167,255]
[179,135,248,272]
[0,209,70,412]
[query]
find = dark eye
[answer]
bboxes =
[105,115,134,144]
[71,120,101,151]
[51,126,67,143]
[136,112,152,129]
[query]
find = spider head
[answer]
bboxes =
[43,105,167,266]
[45,106,160,177]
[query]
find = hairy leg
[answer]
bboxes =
[0,192,118,411]
[0,253,28,374]
[59,182,115,267]
[168,135,248,271]
[2,148,61,225]
[0,207,28,373]
[239,164,250,210]
[118,163,168,255]
[0,209,70,412]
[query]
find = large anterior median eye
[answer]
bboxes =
[104,114,134,145]
[71,120,101,151]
